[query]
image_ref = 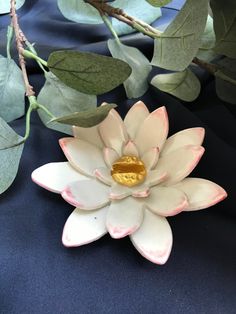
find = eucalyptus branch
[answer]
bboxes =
[10,0,35,97]
[85,0,162,38]
[192,57,217,75]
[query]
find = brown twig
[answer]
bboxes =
[192,57,218,75]
[10,0,35,97]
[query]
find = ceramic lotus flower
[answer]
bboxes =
[32,101,227,265]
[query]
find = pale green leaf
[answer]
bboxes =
[37,72,97,135]
[51,103,117,128]
[111,0,162,35]
[0,55,25,122]
[215,58,236,104]
[210,0,236,58]
[152,0,208,71]
[151,69,201,102]
[48,50,132,95]
[0,0,25,14]
[0,117,24,194]
[107,39,152,99]
[57,0,103,24]
[145,0,172,7]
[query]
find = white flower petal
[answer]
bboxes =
[103,147,119,169]
[109,183,132,200]
[59,138,106,177]
[130,209,173,265]
[156,145,205,186]
[145,186,188,216]
[161,127,205,156]
[124,101,149,139]
[142,147,159,170]
[132,184,150,198]
[62,207,108,247]
[99,109,128,155]
[94,167,113,185]
[106,197,144,239]
[134,106,169,155]
[73,125,104,149]
[146,170,167,187]
[173,178,227,211]
[61,179,110,210]
[123,140,139,156]
[31,162,88,193]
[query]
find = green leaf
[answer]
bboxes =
[145,0,172,7]
[197,15,218,62]
[0,117,24,194]
[0,55,25,122]
[151,69,201,102]
[210,0,236,58]
[111,0,162,35]
[107,39,152,99]
[57,0,103,24]
[37,72,97,135]
[215,58,236,104]
[151,0,208,71]
[51,103,117,128]
[0,0,25,14]
[47,50,132,95]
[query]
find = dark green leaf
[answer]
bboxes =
[48,50,132,95]
[151,0,208,71]
[145,0,172,7]
[0,55,25,122]
[0,0,25,14]
[51,103,117,127]
[210,0,236,58]
[0,117,24,194]
[107,39,152,98]
[151,69,201,102]
[37,72,97,135]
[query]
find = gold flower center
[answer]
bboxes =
[111,155,147,187]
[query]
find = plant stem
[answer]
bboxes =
[37,103,56,120]
[85,0,162,38]
[6,24,14,59]
[10,0,35,97]
[102,15,120,43]
[192,57,217,75]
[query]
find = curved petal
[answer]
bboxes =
[132,184,150,198]
[99,109,128,155]
[106,197,144,239]
[61,179,110,210]
[31,162,88,193]
[103,147,119,169]
[161,127,205,156]
[94,167,113,186]
[145,170,167,187]
[109,183,131,200]
[134,106,169,155]
[123,140,139,157]
[124,101,149,139]
[173,178,227,211]
[73,125,104,149]
[156,145,205,186]
[145,186,188,216]
[59,138,106,177]
[62,207,108,247]
[142,147,159,170]
[130,209,173,265]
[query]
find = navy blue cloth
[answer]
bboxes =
[0,1,236,313]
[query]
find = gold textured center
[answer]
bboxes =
[111,155,147,187]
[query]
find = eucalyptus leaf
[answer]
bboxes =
[0,55,25,122]
[51,103,116,128]
[37,72,97,135]
[57,0,103,24]
[151,0,208,71]
[145,0,172,7]
[0,0,25,14]
[215,58,236,104]
[111,0,162,35]
[151,69,201,102]
[107,39,152,98]
[0,117,24,194]
[48,50,132,95]
[210,0,236,58]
